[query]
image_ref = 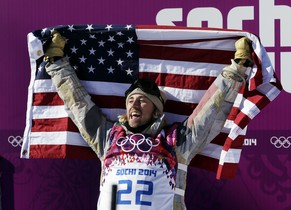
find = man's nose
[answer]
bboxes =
[132,99,140,107]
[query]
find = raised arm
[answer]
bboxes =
[176,37,253,163]
[44,31,112,159]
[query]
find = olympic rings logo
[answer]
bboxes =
[116,134,160,153]
[270,136,291,148]
[8,136,23,147]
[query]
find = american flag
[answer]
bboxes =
[21,24,282,179]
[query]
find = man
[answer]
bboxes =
[44,31,252,210]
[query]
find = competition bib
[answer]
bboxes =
[98,162,175,210]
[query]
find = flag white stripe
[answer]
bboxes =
[33,79,57,93]
[222,119,247,135]
[228,124,245,140]
[257,83,281,101]
[240,98,260,120]
[82,81,129,96]
[139,58,223,77]
[178,163,188,172]
[233,93,243,108]
[33,80,130,96]
[175,188,185,196]
[154,39,237,51]
[30,131,89,146]
[200,143,241,163]
[163,87,206,104]
[31,105,126,121]
[136,28,249,41]
[32,105,69,119]
[21,33,41,158]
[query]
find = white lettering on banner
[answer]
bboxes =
[260,0,291,47]
[260,0,291,93]
[187,8,223,28]
[156,0,291,92]
[227,6,254,29]
[244,138,257,146]
[156,8,182,26]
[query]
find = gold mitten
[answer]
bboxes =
[44,31,66,62]
[234,37,253,66]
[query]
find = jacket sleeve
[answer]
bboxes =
[175,73,244,164]
[45,58,113,159]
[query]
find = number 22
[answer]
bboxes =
[117,180,153,206]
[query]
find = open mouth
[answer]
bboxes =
[130,111,141,119]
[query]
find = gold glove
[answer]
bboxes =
[234,37,253,66]
[44,31,66,62]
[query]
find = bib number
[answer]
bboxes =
[117,180,153,206]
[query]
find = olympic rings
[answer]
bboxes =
[116,133,160,153]
[270,136,291,148]
[8,136,23,147]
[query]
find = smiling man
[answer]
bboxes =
[120,78,167,131]
[126,93,157,128]
[44,31,252,210]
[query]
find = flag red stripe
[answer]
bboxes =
[139,72,216,90]
[164,100,197,115]
[33,92,64,106]
[227,107,240,121]
[138,36,242,45]
[244,89,271,110]
[189,154,219,172]
[216,162,238,179]
[30,144,98,159]
[234,112,252,129]
[249,53,263,91]
[210,133,244,148]
[33,93,126,108]
[32,118,79,132]
[139,44,234,64]
[91,95,125,109]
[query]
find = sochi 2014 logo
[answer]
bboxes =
[270,136,291,148]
